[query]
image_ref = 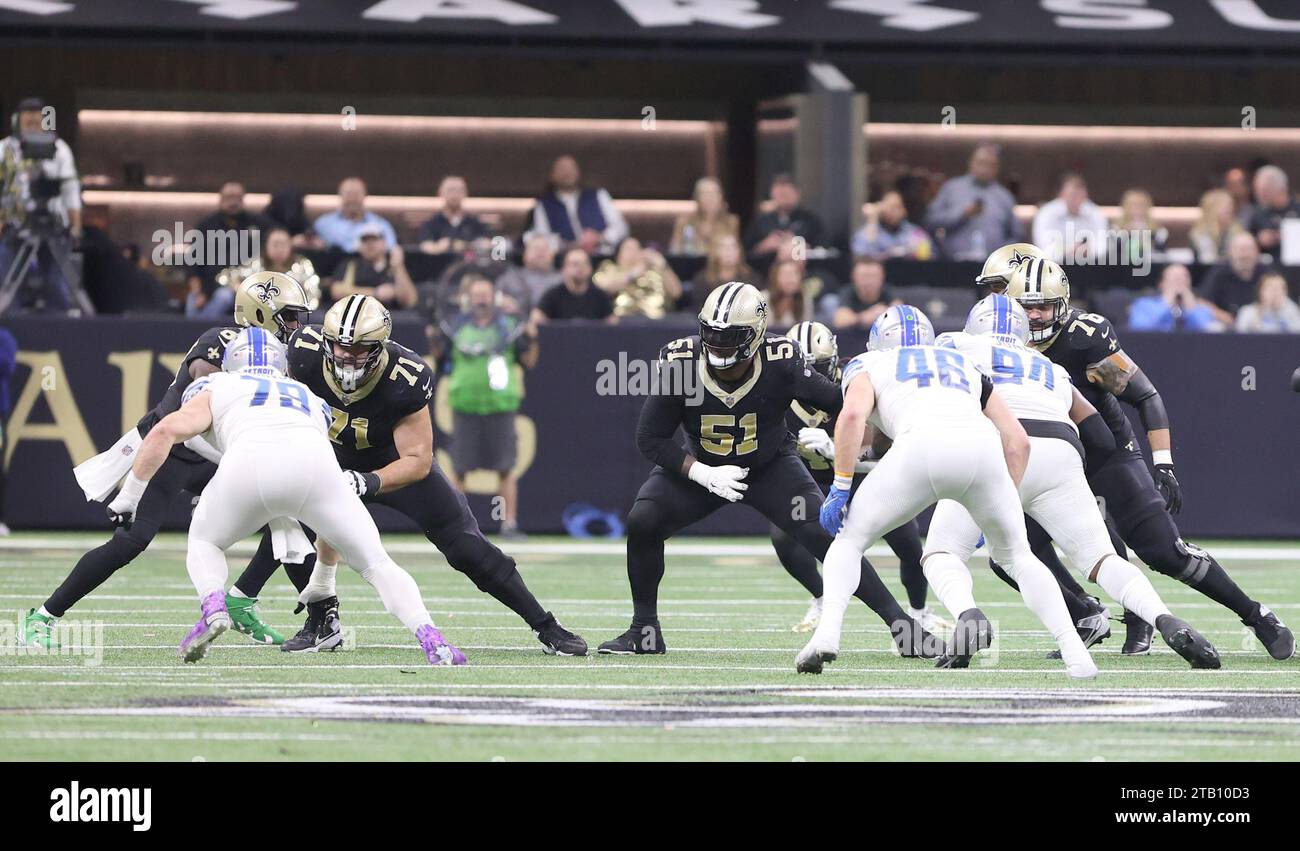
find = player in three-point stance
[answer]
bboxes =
[798,304,1098,679]
[104,327,466,666]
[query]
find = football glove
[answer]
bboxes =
[687,462,749,503]
[106,473,149,530]
[820,484,850,536]
[797,426,835,461]
[343,470,382,499]
[1154,464,1182,515]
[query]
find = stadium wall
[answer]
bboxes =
[4,318,1298,539]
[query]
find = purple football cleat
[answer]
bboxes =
[179,590,232,663]
[417,624,467,666]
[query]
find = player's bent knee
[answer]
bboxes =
[626,500,669,544]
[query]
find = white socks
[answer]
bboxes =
[186,538,230,600]
[298,561,338,606]
[921,553,978,620]
[355,560,433,634]
[1008,553,1097,677]
[1095,556,1171,627]
[807,537,861,653]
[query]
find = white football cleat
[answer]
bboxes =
[795,638,838,674]
[1067,659,1099,680]
[792,597,823,632]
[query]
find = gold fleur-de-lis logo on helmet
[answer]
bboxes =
[1009,250,1033,268]
[250,282,281,304]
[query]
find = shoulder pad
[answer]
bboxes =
[181,374,216,406]
[1064,310,1120,355]
[660,336,698,362]
[840,351,874,390]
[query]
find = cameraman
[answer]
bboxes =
[0,96,84,312]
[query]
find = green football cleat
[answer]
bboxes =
[225,594,284,645]
[20,608,59,650]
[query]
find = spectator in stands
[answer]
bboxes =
[764,260,814,327]
[829,259,898,331]
[195,181,272,240]
[438,274,538,539]
[1127,264,1219,332]
[1224,167,1254,218]
[851,191,932,260]
[418,175,490,254]
[744,174,825,260]
[1189,189,1247,264]
[593,237,681,319]
[1112,188,1167,261]
[495,233,560,317]
[924,142,1019,261]
[263,185,315,247]
[326,223,417,310]
[691,234,757,309]
[1032,172,1109,264]
[1201,231,1272,323]
[1236,272,1300,333]
[1243,165,1300,252]
[185,273,235,319]
[532,248,614,323]
[313,177,398,252]
[671,177,739,256]
[218,226,322,310]
[526,155,628,254]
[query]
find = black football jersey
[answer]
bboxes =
[136,325,240,462]
[636,334,843,473]
[1038,308,1136,448]
[287,325,434,471]
[785,355,850,480]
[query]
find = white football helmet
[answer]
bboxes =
[868,304,935,351]
[222,326,288,376]
[965,294,1030,345]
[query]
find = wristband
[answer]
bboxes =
[833,471,854,490]
[361,471,382,496]
[1151,450,1173,467]
[118,472,149,503]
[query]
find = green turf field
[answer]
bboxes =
[1,532,1297,761]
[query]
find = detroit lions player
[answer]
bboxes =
[796,305,1097,678]
[105,327,465,667]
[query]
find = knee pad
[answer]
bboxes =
[1143,537,1214,586]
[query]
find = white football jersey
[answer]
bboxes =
[937,332,1075,430]
[182,371,332,454]
[842,345,989,439]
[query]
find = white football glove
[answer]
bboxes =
[106,473,149,529]
[342,469,379,497]
[687,462,749,502]
[797,427,835,461]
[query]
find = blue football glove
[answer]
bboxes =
[819,485,850,536]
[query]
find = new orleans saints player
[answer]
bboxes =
[19,272,311,650]
[777,321,942,633]
[597,282,938,656]
[1001,254,1292,660]
[232,294,586,655]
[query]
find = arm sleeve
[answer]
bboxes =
[792,360,843,416]
[1118,367,1170,432]
[634,391,688,473]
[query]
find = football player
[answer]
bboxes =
[779,321,943,633]
[996,253,1292,660]
[230,294,587,656]
[104,327,465,666]
[799,305,1097,679]
[19,273,311,650]
[923,295,1220,668]
[597,282,938,657]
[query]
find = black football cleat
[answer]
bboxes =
[1121,608,1154,656]
[891,616,943,659]
[1048,597,1112,659]
[281,596,343,653]
[1155,615,1221,669]
[596,621,666,655]
[1243,605,1295,661]
[535,613,588,656]
[936,608,995,669]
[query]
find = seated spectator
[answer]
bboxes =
[494,233,560,316]
[690,234,757,309]
[263,185,315,248]
[218,226,322,309]
[196,181,272,239]
[1236,272,1300,333]
[830,259,898,331]
[670,177,739,256]
[532,249,615,323]
[923,142,1019,261]
[313,177,398,252]
[326,224,417,310]
[1189,189,1246,264]
[744,174,825,260]
[526,155,628,254]
[1127,264,1220,332]
[1112,188,1167,261]
[851,191,932,260]
[185,272,235,319]
[1224,166,1254,218]
[1032,172,1109,263]
[185,181,273,311]
[1201,231,1272,324]
[418,175,490,254]
[1242,165,1300,252]
[592,237,681,320]
[763,259,814,327]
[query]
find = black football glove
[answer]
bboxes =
[1154,464,1182,515]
